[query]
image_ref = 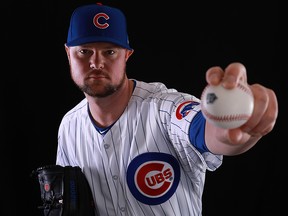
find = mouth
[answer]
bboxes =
[88,75,106,79]
[87,71,108,80]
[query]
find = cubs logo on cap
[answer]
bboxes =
[66,3,132,50]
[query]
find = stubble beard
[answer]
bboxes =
[73,70,127,98]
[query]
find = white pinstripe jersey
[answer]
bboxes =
[56,79,223,216]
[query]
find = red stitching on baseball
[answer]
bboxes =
[202,108,250,122]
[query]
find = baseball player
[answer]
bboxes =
[56,3,278,216]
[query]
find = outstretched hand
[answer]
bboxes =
[204,62,278,155]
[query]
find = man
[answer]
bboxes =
[56,3,278,215]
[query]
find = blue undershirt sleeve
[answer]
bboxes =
[189,111,210,154]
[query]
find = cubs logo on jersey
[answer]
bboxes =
[127,152,180,205]
[175,100,200,120]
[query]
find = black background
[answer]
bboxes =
[2,0,286,215]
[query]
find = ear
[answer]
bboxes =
[64,44,70,56]
[64,44,71,63]
[125,49,134,61]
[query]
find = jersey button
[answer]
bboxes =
[112,175,118,180]
[104,144,110,149]
[120,207,126,212]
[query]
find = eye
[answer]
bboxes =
[79,49,90,54]
[106,49,116,55]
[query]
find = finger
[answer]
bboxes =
[241,85,278,136]
[259,88,278,135]
[222,62,248,89]
[206,66,224,85]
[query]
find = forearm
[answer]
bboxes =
[205,121,262,156]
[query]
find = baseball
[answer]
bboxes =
[200,82,254,129]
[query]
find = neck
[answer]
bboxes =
[87,79,134,127]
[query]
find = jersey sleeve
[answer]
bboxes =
[133,80,222,172]
[169,96,223,172]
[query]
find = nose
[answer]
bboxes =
[90,63,103,70]
[89,54,104,70]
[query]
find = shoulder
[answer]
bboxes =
[132,79,177,98]
[60,98,88,124]
[131,79,198,103]
[134,79,172,91]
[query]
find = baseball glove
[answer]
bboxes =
[31,165,96,216]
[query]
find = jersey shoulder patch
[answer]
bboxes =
[175,100,200,120]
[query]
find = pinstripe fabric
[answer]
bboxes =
[56,79,223,216]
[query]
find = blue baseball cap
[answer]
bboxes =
[66,3,132,50]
